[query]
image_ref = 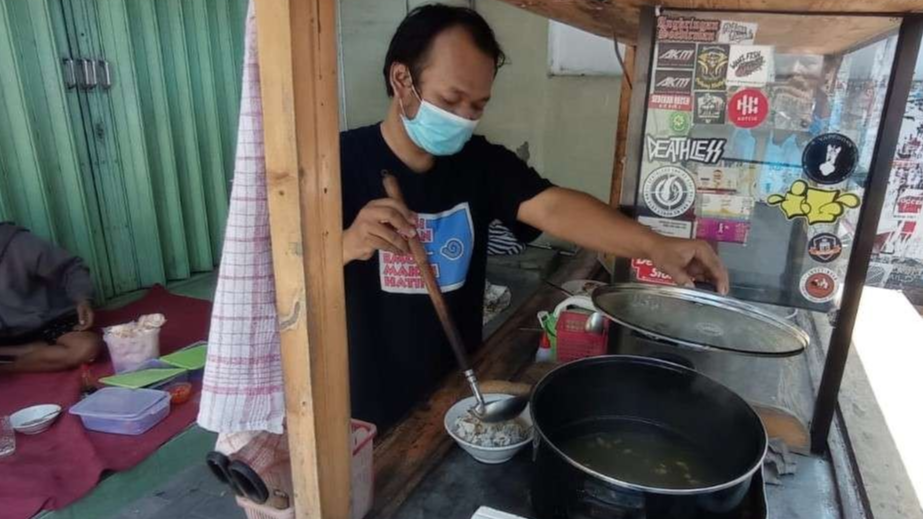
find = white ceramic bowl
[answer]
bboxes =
[11,404,62,435]
[444,394,533,464]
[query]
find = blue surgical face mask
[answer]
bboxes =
[399,85,479,156]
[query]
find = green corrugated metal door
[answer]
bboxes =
[0,0,246,301]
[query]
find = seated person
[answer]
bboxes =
[0,222,102,372]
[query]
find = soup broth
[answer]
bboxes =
[557,418,722,490]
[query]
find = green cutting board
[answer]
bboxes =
[100,368,187,389]
[159,343,207,370]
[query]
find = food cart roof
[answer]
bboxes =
[501,0,921,52]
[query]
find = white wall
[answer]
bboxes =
[337,0,622,201]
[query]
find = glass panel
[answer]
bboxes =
[621,11,905,427]
[868,40,923,304]
[636,11,901,316]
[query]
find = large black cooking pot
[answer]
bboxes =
[530,356,767,519]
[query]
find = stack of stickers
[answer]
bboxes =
[634,15,865,306]
[642,15,767,250]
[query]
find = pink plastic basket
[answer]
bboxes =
[235,419,377,519]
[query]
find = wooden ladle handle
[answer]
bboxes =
[382,172,471,372]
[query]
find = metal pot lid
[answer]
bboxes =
[591,283,808,357]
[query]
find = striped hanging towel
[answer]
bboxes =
[197,2,286,435]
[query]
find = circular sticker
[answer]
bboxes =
[642,166,697,218]
[800,267,838,303]
[807,233,842,263]
[802,133,858,185]
[728,88,768,128]
[669,111,691,133]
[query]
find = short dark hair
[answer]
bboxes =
[383,4,506,97]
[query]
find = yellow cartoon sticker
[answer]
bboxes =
[767,180,861,225]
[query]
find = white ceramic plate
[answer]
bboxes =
[444,394,533,464]
[11,404,62,435]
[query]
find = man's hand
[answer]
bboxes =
[647,236,730,295]
[343,199,418,264]
[74,300,95,331]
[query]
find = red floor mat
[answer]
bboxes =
[0,285,211,519]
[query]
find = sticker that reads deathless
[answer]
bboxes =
[646,135,727,165]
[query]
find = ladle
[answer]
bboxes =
[382,172,528,423]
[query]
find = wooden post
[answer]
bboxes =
[254,0,352,518]
[608,45,636,209]
[600,45,636,275]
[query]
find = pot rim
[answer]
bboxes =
[529,355,769,496]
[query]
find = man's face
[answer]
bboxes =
[394,26,495,121]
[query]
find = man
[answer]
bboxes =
[340,5,728,430]
[0,223,102,372]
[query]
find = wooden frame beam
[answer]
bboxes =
[254,0,352,517]
[608,45,635,210]
[493,0,923,44]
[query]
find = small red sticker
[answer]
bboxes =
[631,258,674,285]
[728,88,768,128]
[800,267,837,304]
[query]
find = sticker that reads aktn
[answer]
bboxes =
[767,180,861,225]
[646,135,727,165]
[656,42,697,68]
[653,70,693,94]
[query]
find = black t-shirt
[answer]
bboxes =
[341,124,553,431]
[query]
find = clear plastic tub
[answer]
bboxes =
[69,387,170,435]
[104,327,161,374]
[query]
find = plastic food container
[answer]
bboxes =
[69,387,170,435]
[104,328,161,373]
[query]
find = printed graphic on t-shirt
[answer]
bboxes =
[379,202,475,294]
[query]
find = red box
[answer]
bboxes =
[555,310,609,363]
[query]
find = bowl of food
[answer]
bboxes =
[11,404,62,435]
[444,394,533,464]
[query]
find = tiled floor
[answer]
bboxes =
[40,253,560,519]
[110,463,245,519]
